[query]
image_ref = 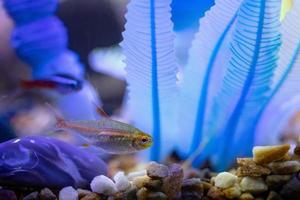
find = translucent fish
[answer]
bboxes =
[51,105,153,154]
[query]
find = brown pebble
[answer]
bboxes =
[39,188,57,200]
[137,187,148,200]
[266,191,283,200]
[266,175,291,190]
[207,187,226,200]
[147,162,169,179]
[181,178,204,200]
[77,189,92,198]
[237,158,271,177]
[80,193,101,200]
[253,144,290,164]
[181,191,204,200]
[145,179,162,191]
[162,164,183,199]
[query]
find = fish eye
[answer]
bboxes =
[141,138,148,143]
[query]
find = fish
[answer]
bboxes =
[20,74,82,93]
[49,104,153,154]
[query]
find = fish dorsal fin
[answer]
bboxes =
[92,102,110,118]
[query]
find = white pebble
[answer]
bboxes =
[127,170,147,181]
[214,172,238,189]
[240,177,268,193]
[90,175,117,195]
[59,186,78,200]
[114,171,131,191]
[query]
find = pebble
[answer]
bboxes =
[280,173,300,200]
[136,187,148,200]
[237,158,271,177]
[80,193,101,200]
[214,172,238,189]
[132,175,151,189]
[162,164,183,199]
[90,175,117,196]
[39,188,57,200]
[77,189,92,199]
[253,144,290,164]
[146,192,168,200]
[181,178,204,199]
[127,170,147,181]
[113,171,131,192]
[59,186,78,200]
[268,161,300,174]
[223,184,241,199]
[239,193,254,200]
[125,187,138,200]
[181,191,204,200]
[23,192,39,200]
[266,191,282,200]
[294,144,300,156]
[145,179,162,191]
[266,175,291,190]
[146,162,169,179]
[0,189,17,200]
[207,187,226,200]
[240,177,268,193]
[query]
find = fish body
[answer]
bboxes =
[20,74,82,93]
[56,117,153,154]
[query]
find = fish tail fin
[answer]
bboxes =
[45,102,66,129]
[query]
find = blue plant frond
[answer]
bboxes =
[175,0,242,158]
[195,0,281,171]
[256,1,300,145]
[121,0,178,161]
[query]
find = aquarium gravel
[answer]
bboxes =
[0,143,300,200]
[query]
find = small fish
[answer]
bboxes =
[49,104,153,154]
[20,74,82,93]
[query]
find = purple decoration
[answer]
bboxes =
[3,0,58,25]
[12,16,67,67]
[32,51,84,82]
[0,136,107,189]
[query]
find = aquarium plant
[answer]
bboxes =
[122,0,300,171]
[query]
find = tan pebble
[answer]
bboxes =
[207,187,226,200]
[240,177,268,193]
[223,184,241,199]
[268,160,300,174]
[132,175,151,189]
[210,176,216,185]
[137,187,148,200]
[239,193,254,200]
[253,144,290,164]
[214,172,238,189]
